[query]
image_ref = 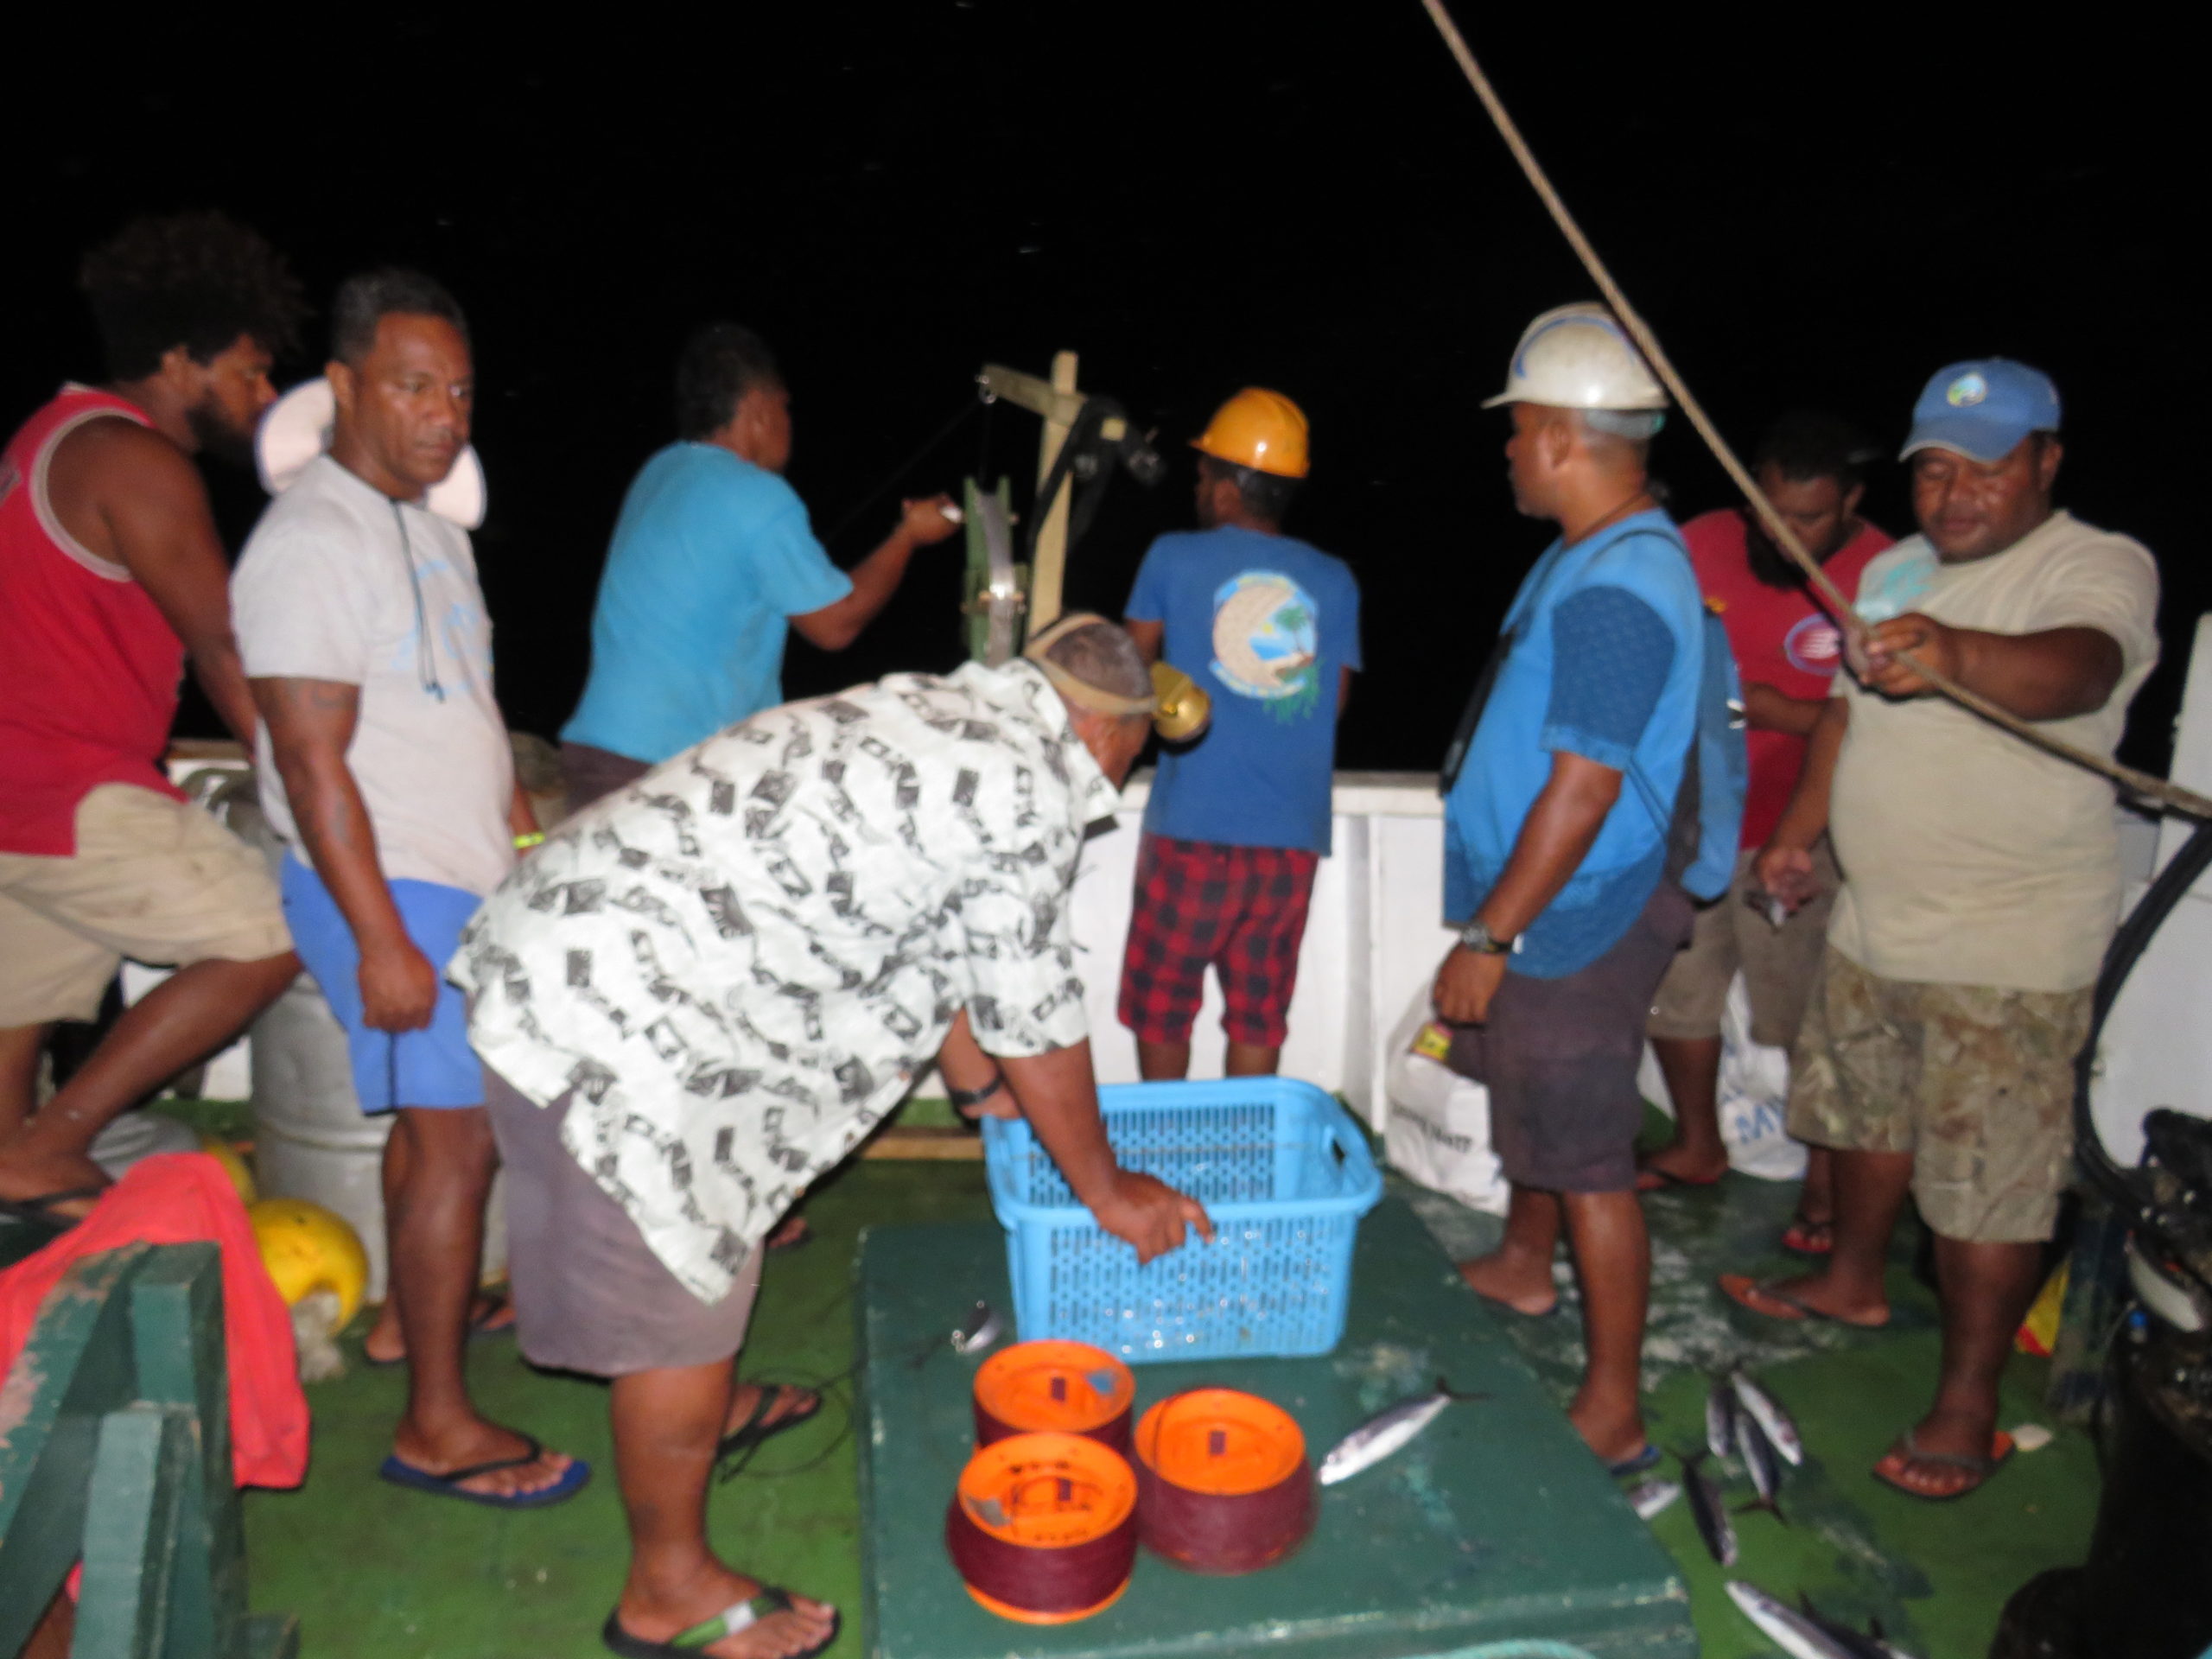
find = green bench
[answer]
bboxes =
[0,1238,297,1658]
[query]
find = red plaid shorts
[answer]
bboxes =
[1116,834,1320,1048]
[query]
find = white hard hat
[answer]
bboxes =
[255,377,487,529]
[1483,302,1669,413]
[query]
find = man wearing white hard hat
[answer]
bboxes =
[233,270,585,1509]
[1431,303,1726,1477]
[0,213,304,1229]
[1726,360,2159,1501]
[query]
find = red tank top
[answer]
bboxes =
[0,385,189,855]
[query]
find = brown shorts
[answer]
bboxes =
[486,1065,763,1376]
[1647,839,1839,1049]
[560,741,652,820]
[1445,880,1694,1194]
[1786,947,2091,1244]
[0,784,292,1025]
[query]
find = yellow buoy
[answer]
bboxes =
[248,1197,369,1329]
[198,1135,258,1207]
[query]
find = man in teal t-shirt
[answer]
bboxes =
[1119,389,1360,1084]
[560,323,957,812]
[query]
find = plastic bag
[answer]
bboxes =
[1382,983,1510,1216]
[1637,971,1808,1182]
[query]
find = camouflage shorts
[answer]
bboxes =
[1786,947,2092,1243]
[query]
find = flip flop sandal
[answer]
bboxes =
[1605,1443,1662,1479]
[1780,1218,1835,1256]
[1634,1165,1725,1193]
[378,1434,590,1509]
[1718,1273,1889,1329]
[0,1185,105,1231]
[1872,1427,2016,1502]
[766,1217,814,1255]
[363,1293,518,1369]
[716,1383,823,1460]
[602,1589,838,1659]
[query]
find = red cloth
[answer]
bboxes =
[1116,833,1320,1047]
[0,385,190,855]
[1682,510,1892,849]
[0,1152,308,1490]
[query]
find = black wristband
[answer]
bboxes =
[948,1074,1008,1110]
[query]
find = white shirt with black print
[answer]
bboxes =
[452,659,1120,1302]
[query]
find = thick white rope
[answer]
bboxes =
[1418,0,2212,822]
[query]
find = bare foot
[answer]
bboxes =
[723,1381,819,1440]
[0,1143,110,1222]
[362,1292,515,1365]
[1633,1144,1728,1191]
[1872,1408,2010,1499]
[1457,1250,1557,1317]
[390,1418,575,1500]
[619,1561,836,1659]
[1569,1391,1646,1469]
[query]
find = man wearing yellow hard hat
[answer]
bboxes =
[1118,389,1361,1082]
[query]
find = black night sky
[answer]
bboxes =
[6,8,2201,773]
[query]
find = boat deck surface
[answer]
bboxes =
[227,1147,2094,1658]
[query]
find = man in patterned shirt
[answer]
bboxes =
[454,614,1210,1659]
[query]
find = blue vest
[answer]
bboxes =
[1444,511,1710,976]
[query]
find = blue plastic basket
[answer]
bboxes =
[982,1077,1383,1363]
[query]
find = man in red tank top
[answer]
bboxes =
[0,213,307,1223]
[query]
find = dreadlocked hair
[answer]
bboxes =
[79,211,306,380]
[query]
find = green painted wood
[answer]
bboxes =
[856,1199,1694,1659]
[0,1243,149,1657]
[130,1245,244,1656]
[73,1403,197,1658]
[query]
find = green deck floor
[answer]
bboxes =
[231,1156,2097,1659]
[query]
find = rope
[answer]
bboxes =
[1416,0,2212,823]
[818,394,984,546]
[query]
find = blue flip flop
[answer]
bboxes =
[378,1434,590,1508]
[1606,1443,1662,1479]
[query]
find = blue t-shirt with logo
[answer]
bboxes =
[1125,525,1361,855]
[562,443,852,763]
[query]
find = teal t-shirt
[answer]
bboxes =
[562,443,851,763]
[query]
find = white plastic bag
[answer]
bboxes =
[1636,971,1808,1182]
[1382,985,1510,1216]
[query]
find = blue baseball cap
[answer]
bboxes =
[1899,359,2062,463]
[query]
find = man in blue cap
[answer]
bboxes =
[1724,359,2160,1501]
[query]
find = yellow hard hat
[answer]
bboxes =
[1192,388,1310,479]
[198,1136,258,1207]
[249,1197,370,1330]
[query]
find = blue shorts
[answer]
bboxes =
[280,855,486,1113]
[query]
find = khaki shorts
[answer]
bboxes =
[1786,946,2090,1244]
[1648,840,1839,1050]
[0,784,292,1026]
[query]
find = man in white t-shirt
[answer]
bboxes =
[233,271,583,1508]
[1724,359,2158,1502]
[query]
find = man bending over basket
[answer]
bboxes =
[453,613,1211,1659]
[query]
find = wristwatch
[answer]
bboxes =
[1457,918,1517,956]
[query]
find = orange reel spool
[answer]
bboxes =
[1133,1389,1315,1574]
[944,1431,1140,1624]
[972,1340,1136,1454]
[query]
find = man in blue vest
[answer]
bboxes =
[1434,303,1707,1476]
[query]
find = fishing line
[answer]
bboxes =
[1415,0,2212,823]
[944,1432,1140,1623]
[819,395,985,546]
[972,1340,1135,1455]
[1131,1389,1315,1574]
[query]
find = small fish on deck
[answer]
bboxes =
[1318,1377,1488,1486]
[1681,1449,1738,1567]
[1733,1405,1787,1524]
[1725,1580,1910,1659]
[1706,1373,1739,1462]
[1730,1367,1803,1466]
